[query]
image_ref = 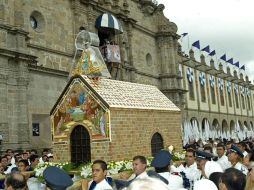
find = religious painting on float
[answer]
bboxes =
[71,46,111,79]
[52,81,110,140]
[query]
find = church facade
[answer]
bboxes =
[0,0,253,152]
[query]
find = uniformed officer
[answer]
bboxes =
[43,166,73,190]
[151,150,187,190]
[227,144,248,175]
[196,150,223,179]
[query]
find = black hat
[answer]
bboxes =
[196,151,213,161]
[43,166,73,190]
[228,144,244,157]
[151,150,172,168]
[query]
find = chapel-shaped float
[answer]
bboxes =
[50,28,182,164]
[50,75,182,164]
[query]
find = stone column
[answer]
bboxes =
[0,70,8,150]
[157,34,183,108]
[16,61,30,148]
[126,23,136,82]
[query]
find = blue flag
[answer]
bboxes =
[181,33,188,37]
[220,54,227,61]
[201,45,210,53]
[234,61,239,68]
[192,40,200,49]
[226,58,234,65]
[240,65,245,70]
[209,50,216,56]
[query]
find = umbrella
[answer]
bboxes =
[95,13,123,35]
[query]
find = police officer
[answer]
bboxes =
[151,150,187,190]
[227,144,248,175]
[196,150,223,179]
[43,166,73,190]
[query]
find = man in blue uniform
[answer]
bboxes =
[43,166,73,190]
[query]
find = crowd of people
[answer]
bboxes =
[0,148,54,189]
[1,139,254,190]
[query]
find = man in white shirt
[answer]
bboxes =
[128,155,148,180]
[175,148,201,188]
[88,160,113,190]
[216,142,231,171]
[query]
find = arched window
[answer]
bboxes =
[71,125,91,166]
[187,68,195,100]
[227,82,232,107]
[210,76,216,104]
[247,96,251,110]
[200,85,206,102]
[220,91,224,106]
[146,53,152,66]
[151,133,164,157]
[211,87,216,104]
[218,79,224,106]
[189,82,195,100]
[199,72,206,102]
[235,86,239,108]
[241,95,245,109]
[228,92,232,107]
[235,94,239,108]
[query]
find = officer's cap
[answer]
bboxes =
[196,151,213,161]
[151,150,172,168]
[43,166,73,190]
[228,144,244,157]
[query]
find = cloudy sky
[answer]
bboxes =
[157,0,254,82]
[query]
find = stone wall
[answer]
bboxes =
[27,67,68,150]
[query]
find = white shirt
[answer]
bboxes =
[27,177,46,190]
[4,163,16,174]
[233,162,248,175]
[128,171,148,181]
[217,155,232,171]
[88,179,113,190]
[204,161,223,178]
[243,151,248,158]
[172,162,201,182]
[159,172,184,190]
[172,162,201,189]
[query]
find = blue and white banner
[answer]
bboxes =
[187,67,194,83]
[199,72,205,86]
[218,78,224,91]
[209,75,215,88]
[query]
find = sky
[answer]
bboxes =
[156,0,254,83]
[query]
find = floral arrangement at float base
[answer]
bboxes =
[34,151,184,182]
[79,157,154,178]
[168,145,186,161]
